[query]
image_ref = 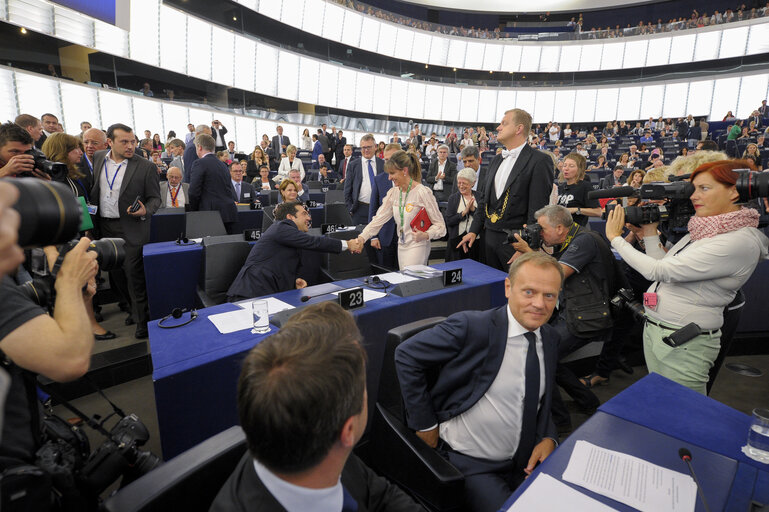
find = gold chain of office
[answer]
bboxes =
[485,189,510,223]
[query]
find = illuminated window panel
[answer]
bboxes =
[254,41,276,97]
[719,26,749,59]
[553,90,576,122]
[377,23,397,57]
[465,42,486,70]
[408,82,426,120]
[318,63,339,109]
[359,18,380,53]
[260,0,282,20]
[686,79,714,117]
[60,83,100,135]
[736,74,769,118]
[668,34,695,65]
[616,86,642,120]
[411,32,431,64]
[16,73,60,124]
[500,45,522,72]
[533,90,554,123]
[747,23,769,55]
[396,28,415,59]
[188,107,211,127]
[662,83,689,118]
[442,87,461,122]
[594,88,618,122]
[355,72,374,114]
[160,7,186,75]
[478,89,498,122]
[298,58,319,105]
[0,69,17,122]
[710,77,741,119]
[162,103,190,143]
[322,4,344,43]
[302,0,323,32]
[371,76,391,116]
[256,120,277,142]
[623,40,648,69]
[278,51,299,102]
[645,37,671,67]
[459,88,479,122]
[53,7,93,47]
[129,1,158,66]
[337,67,357,112]
[423,84,444,120]
[389,79,408,118]
[187,17,211,81]
[578,44,602,72]
[538,46,560,73]
[694,31,720,61]
[341,11,362,47]
[448,39,468,69]
[496,90,516,121]
[519,46,542,72]
[640,84,664,119]
[600,42,624,70]
[280,0,305,29]
[483,44,502,71]
[8,0,53,34]
[94,20,128,58]
[215,114,236,142]
[428,35,449,67]
[98,90,133,130]
[558,45,581,73]
[212,27,234,87]
[515,90,535,116]
[234,37,256,93]
[572,89,597,123]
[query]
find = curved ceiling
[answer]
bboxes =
[396,0,662,14]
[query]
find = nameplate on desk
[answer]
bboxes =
[251,201,262,210]
[321,223,343,235]
[443,268,463,286]
[244,229,261,241]
[321,187,329,193]
[391,276,444,297]
[338,287,364,310]
[307,200,318,208]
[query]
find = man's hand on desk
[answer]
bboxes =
[416,427,439,449]
[525,438,556,476]
[295,278,307,289]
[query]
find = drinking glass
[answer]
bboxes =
[251,300,270,334]
[746,408,769,462]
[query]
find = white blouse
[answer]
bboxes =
[360,183,446,245]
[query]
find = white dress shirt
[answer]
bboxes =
[493,141,527,200]
[165,184,185,207]
[99,151,126,219]
[357,157,377,203]
[253,459,343,512]
[439,307,546,461]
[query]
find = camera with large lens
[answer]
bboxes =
[507,223,543,250]
[609,287,646,321]
[604,202,670,227]
[20,148,69,181]
[735,169,769,201]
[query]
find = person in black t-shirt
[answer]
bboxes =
[556,152,601,226]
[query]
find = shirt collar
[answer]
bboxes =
[253,459,343,512]
[506,306,541,341]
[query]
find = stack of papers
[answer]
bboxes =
[507,474,618,511]
[208,309,253,334]
[376,272,421,284]
[402,264,442,279]
[235,297,294,315]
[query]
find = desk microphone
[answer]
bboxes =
[678,448,711,512]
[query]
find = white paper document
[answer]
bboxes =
[402,264,442,278]
[236,297,294,315]
[376,272,421,284]
[507,474,618,512]
[562,441,697,512]
[208,309,253,334]
[331,288,387,302]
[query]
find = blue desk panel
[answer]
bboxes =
[151,259,508,458]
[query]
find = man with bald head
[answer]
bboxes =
[81,127,108,181]
[183,124,212,184]
[160,167,188,208]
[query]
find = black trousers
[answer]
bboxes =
[482,229,516,272]
[99,219,149,327]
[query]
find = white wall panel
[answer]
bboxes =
[94,20,128,58]
[459,88,479,122]
[719,26,749,59]
[573,89,597,123]
[280,0,305,29]
[539,46,560,73]
[160,6,186,75]
[623,40,647,68]
[520,46,542,72]
[253,41,275,96]
[16,73,60,123]
[495,90,516,122]
[686,80,714,117]
[389,79,408,117]
[235,116,257,154]
[377,23,397,57]
[516,90,535,116]
[423,84,444,120]
[60,82,99,135]
[337,67,357,111]
[188,107,211,126]
[483,44,503,71]
[558,45,582,73]
[710,77,741,119]
[442,87,461,123]
[162,103,190,143]
[234,37,256,93]
[448,39,467,68]
[395,27,415,59]
[465,42,486,70]
[668,33,696,64]
[98,90,133,130]
[694,31,721,61]
[260,0,282,20]
[553,90,576,123]
[371,76,391,116]
[600,42,624,70]
[354,72,374,114]
[662,82,689,118]
[0,69,17,123]
[736,74,769,118]
[278,51,299,102]
[359,18,380,53]
[187,17,211,81]
[645,37,671,67]
[640,84,664,118]
[478,89,498,122]
[747,23,769,55]
[341,10,362,47]
[129,0,159,66]
[318,63,339,108]
[322,3,344,42]
[298,58,319,105]
[428,35,449,66]
[500,45,522,72]
[412,32,431,63]
[408,82,426,120]
[53,7,93,47]
[533,90,555,123]
[579,44,602,72]
[301,0,322,32]
[211,27,235,86]
[593,88,618,122]
[617,86,642,120]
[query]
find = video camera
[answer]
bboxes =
[506,223,543,250]
[20,148,69,181]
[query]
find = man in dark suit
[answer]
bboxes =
[230,161,256,203]
[396,252,562,512]
[368,143,400,270]
[80,126,108,182]
[458,108,553,271]
[271,126,289,166]
[91,123,161,339]
[226,202,349,300]
[210,302,423,512]
[426,144,457,202]
[38,113,59,150]
[188,134,238,233]
[311,153,330,170]
[334,129,347,168]
[344,133,384,225]
[308,163,339,183]
[317,127,331,166]
[600,165,626,189]
[211,120,228,152]
[338,144,354,180]
[182,124,211,184]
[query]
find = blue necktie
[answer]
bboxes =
[517,332,540,469]
[234,182,241,201]
[366,160,375,200]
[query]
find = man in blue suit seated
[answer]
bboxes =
[210,302,424,512]
[395,252,563,512]
[227,201,357,301]
[308,163,339,183]
[188,133,238,234]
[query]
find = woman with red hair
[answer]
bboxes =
[605,160,768,394]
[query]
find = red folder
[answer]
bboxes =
[410,207,432,232]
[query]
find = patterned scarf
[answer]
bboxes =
[687,207,759,241]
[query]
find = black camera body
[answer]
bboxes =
[507,223,543,250]
[21,148,69,181]
[610,287,646,321]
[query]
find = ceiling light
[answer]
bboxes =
[20,27,27,34]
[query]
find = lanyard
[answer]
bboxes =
[398,179,413,234]
[76,178,90,203]
[104,159,125,193]
[83,156,93,173]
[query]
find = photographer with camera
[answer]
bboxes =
[605,160,769,394]
[511,205,621,431]
[0,122,50,181]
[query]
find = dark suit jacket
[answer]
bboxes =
[469,145,553,234]
[271,135,290,162]
[334,136,347,162]
[182,141,199,184]
[188,154,238,223]
[444,191,479,243]
[35,133,47,150]
[90,150,161,246]
[426,159,457,202]
[227,219,342,299]
[395,306,558,445]
[234,181,257,203]
[600,174,626,189]
[211,125,228,147]
[368,172,395,246]
[343,157,384,214]
[308,170,339,182]
[79,155,95,183]
[209,452,423,512]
